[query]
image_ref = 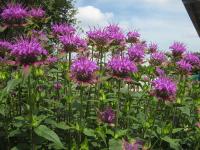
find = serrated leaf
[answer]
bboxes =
[172,128,183,134]
[83,128,96,137]
[34,125,64,149]
[109,139,122,150]
[162,136,181,150]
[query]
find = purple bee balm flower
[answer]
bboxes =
[127,30,140,43]
[54,82,62,90]
[45,56,58,64]
[122,140,143,150]
[0,40,12,58]
[176,60,192,74]
[155,67,165,77]
[0,40,12,51]
[184,53,200,66]
[107,56,138,80]
[169,42,186,57]
[149,42,158,53]
[1,3,27,23]
[11,38,48,65]
[87,27,109,46]
[70,57,99,85]
[29,7,45,19]
[105,24,125,45]
[59,35,87,52]
[51,23,76,36]
[99,107,116,124]
[128,43,146,63]
[152,77,177,101]
[150,52,166,66]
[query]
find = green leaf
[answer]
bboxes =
[83,128,96,137]
[114,129,128,139]
[109,139,122,150]
[162,136,181,150]
[34,125,64,149]
[172,128,183,134]
[178,106,190,116]
[56,121,71,130]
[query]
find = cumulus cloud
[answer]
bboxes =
[76,2,200,51]
[76,6,114,29]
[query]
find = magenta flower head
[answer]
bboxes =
[87,27,109,46]
[122,140,144,150]
[0,40,12,59]
[127,30,140,43]
[59,35,87,52]
[148,43,158,53]
[176,60,192,74]
[45,56,58,65]
[107,56,138,81]
[54,82,62,90]
[1,3,27,24]
[99,107,116,125]
[150,52,166,66]
[105,24,125,45]
[29,7,45,19]
[128,43,146,63]
[11,38,48,65]
[152,77,177,101]
[183,53,200,66]
[51,23,76,36]
[70,57,99,85]
[155,67,165,77]
[169,42,186,57]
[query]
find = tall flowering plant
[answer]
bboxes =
[0,1,199,150]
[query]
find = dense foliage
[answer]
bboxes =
[0,1,200,150]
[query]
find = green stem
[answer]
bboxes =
[28,75,34,150]
[116,80,121,128]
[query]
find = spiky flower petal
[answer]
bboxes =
[107,56,138,80]
[70,57,99,84]
[152,77,177,101]
[128,43,146,63]
[1,3,27,23]
[170,42,186,57]
[11,38,48,65]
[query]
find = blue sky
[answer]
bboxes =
[75,0,199,52]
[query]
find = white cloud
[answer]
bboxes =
[76,3,200,52]
[76,6,114,29]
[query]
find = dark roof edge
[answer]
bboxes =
[182,0,200,37]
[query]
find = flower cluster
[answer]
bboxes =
[28,7,45,19]
[148,43,158,53]
[170,42,186,57]
[150,52,166,66]
[0,3,27,23]
[51,23,76,36]
[152,77,177,101]
[70,57,99,84]
[183,53,200,66]
[176,60,192,74]
[54,82,62,90]
[0,40,12,59]
[99,108,116,124]
[11,38,48,65]
[155,67,165,77]
[87,27,109,46]
[107,56,138,80]
[59,35,87,52]
[105,24,125,45]
[128,43,146,63]
[127,31,140,43]
[122,140,143,150]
